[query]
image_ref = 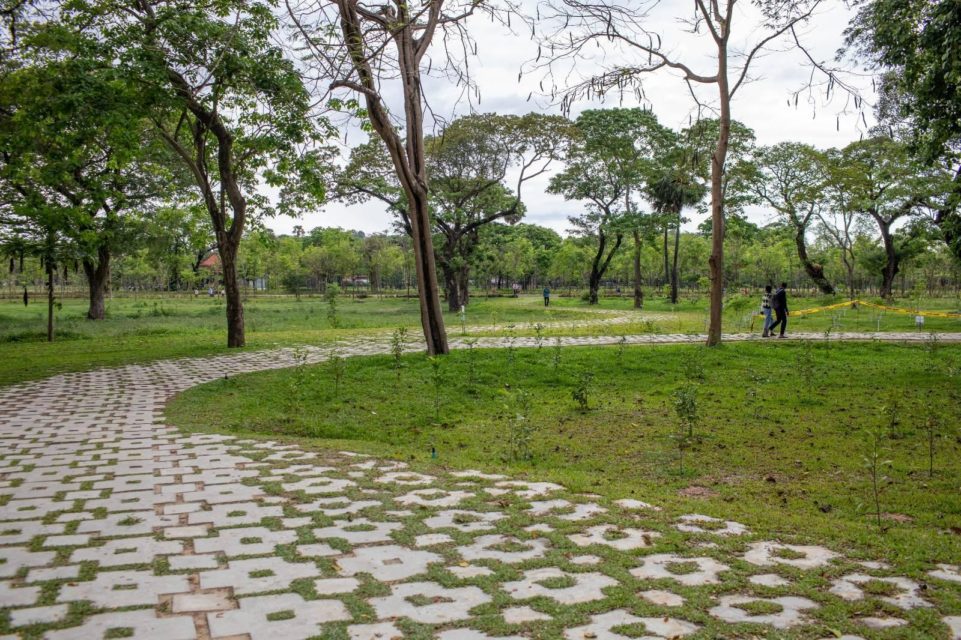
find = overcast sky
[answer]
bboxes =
[271,1,876,238]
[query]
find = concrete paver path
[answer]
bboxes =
[2,332,960,639]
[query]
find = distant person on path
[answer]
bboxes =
[22,287,28,307]
[768,282,789,338]
[543,286,551,307]
[760,285,773,337]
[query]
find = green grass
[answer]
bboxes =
[3,289,960,386]
[167,340,961,568]
[0,294,596,386]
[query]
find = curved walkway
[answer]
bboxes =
[1,333,960,639]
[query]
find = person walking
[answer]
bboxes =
[768,282,789,338]
[543,286,551,307]
[760,285,773,337]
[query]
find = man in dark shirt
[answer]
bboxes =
[768,282,789,338]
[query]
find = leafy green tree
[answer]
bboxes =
[340,113,571,311]
[845,1,961,262]
[752,142,835,294]
[549,108,673,304]
[829,137,948,298]
[0,27,182,320]
[58,0,332,346]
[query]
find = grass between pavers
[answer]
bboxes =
[167,341,961,572]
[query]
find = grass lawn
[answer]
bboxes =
[0,294,599,386]
[3,289,960,386]
[167,340,961,571]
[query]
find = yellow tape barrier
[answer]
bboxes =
[756,300,961,319]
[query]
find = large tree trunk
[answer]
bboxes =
[441,260,462,312]
[588,231,607,305]
[218,239,245,347]
[877,220,898,299]
[793,228,834,295]
[670,220,681,304]
[82,245,111,320]
[632,229,643,309]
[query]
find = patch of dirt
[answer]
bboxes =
[880,513,914,523]
[678,486,720,498]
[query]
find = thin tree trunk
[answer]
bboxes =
[662,223,670,288]
[707,38,730,347]
[46,263,54,342]
[632,229,643,309]
[670,219,681,304]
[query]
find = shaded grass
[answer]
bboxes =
[167,341,961,570]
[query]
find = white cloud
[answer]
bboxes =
[269,1,875,237]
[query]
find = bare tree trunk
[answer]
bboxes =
[82,245,110,320]
[632,229,643,309]
[46,260,54,343]
[670,220,681,304]
[662,224,670,288]
[707,39,730,347]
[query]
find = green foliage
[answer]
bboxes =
[571,369,595,412]
[324,284,341,328]
[503,387,536,462]
[390,327,408,377]
[862,422,893,532]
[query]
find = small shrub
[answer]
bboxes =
[329,349,347,396]
[390,326,408,377]
[324,283,341,328]
[504,388,536,462]
[552,336,563,370]
[571,370,595,412]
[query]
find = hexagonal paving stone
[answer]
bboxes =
[207,592,350,639]
[44,609,196,640]
[458,534,550,564]
[675,514,748,536]
[930,564,961,584]
[395,488,473,508]
[829,574,932,609]
[58,570,190,608]
[742,541,839,570]
[423,510,505,532]
[199,556,323,595]
[502,567,619,604]
[338,544,441,581]
[314,518,402,545]
[564,610,699,640]
[348,622,404,640]
[709,595,819,629]
[630,553,729,586]
[369,582,491,624]
[570,525,660,551]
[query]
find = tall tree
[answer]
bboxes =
[535,0,824,343]
[63,0,331,346]
[829,137,936,298]
[752,142,835,294]
[845,1,961,262]
[549,108,673,304]
[287,1,520,354]
[339,113,570,311]
[0,23,178,320]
